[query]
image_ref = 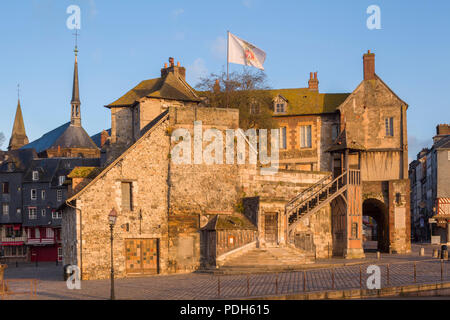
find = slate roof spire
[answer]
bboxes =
[71,44,81,127]
[8,97,29,150]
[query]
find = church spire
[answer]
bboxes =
[8,92,29,150]
[70,43,81,127]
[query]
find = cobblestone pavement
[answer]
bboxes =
[1,244,449,300]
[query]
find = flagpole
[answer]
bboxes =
[226,30,230,108]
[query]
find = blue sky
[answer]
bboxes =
[0,0,449,162]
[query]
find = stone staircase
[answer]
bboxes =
[212,247,314,274]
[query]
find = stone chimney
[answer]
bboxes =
[308,72,319,91]
[161,57,186,80]
[100,130,110,148]
[433,124,450,143]
[363,50,376,80]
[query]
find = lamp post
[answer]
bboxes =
[108,208,117,300]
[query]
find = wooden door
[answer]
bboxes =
[125,239,159,275]
[264,213,278,245]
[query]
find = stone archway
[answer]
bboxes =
[363,198,389,253]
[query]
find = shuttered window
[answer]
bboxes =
[121,182,133,211]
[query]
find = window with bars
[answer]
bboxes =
[385,117,394,137]
[300,125,312,148]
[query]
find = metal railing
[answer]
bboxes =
[0,279,38,300]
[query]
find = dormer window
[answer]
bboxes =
[32,171,39,181]
[273,95,288,114]
[59,176,66,186]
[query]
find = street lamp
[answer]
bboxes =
[108,208,117,300]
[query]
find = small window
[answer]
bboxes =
[41,190,46,200]
[57,190,63,202]
[16,208,21,215]
[250,103,259,114]
[280,127,287,149]
[331,124,339,141]
[385,117,394,137]
[121,182,133,211]
[275,103,285,113]
[28,208,37,220]
[32,171,39,181]
[41,209,46,217]
[2,182,9,194]
[2,204,9,215]
[31,189,37,200]
[58,247,63,260]
[52,211,62,219]
[59,176,66,186]
[300,125,312,148]
[46,228,54,238]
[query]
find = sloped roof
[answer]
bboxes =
[202,214,257,231]
[326,129,366,153]
[106,72,201,108]
[0,148,37,173]
[269,89,350,115]
[21,122,98,153]
[435,135,450,150]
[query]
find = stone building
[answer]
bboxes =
[409,124,450,243]
[62,51,412,280]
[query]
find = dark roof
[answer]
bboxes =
[106,72,200,107]
[21,122,98,153]
[0,148,37,173]
[23,158,100,184]
[90,129,111,148]
[435,135,450,150]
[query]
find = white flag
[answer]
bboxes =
[228,32,266,70]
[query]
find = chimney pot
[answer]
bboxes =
[177,61,180,67]
[169,57,174,67]
[308,72,319,92]
[164,63,168,68]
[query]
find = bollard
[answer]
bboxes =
[376,251,381,260]
[433,248,439,258]
[419,247,425,257]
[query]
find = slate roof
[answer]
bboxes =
[23,158,100,184]
[106,71,201,107]
[435,135,450,150]
[0,148,37,173]
[21,122,98,153]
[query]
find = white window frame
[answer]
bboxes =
[41,209,46,217]
[52,211,62,219]
[300,125,312,148]
[41,190,46,200]
[2,203,9,215]
[35,228,40,239]
[59,176,65,186]
[28,208,37,220]
[32,171,39,181]
[46,228,54,239]
[31,189,37,200]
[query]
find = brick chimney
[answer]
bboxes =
[363,50,376,80]
[161,57,186,80]
[308,72,319,91]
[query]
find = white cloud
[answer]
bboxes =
[210,36,227,60]
[186,58,208,86]
[242,0,252,8]
[172,8,184,18]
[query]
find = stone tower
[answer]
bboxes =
[70,46,81,127]
[8,98,29,150]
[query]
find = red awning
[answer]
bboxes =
[0,241,24,246]
[13,224,21,231]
